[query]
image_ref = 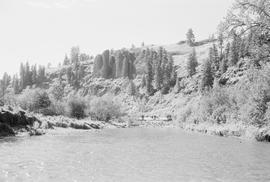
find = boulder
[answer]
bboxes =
[0,123,15,137]
[70,122,92,130]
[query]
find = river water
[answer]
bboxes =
[0,128,270,182]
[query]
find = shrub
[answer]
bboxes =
[41,100,66,116]
[18,88,51,112]
[88,95,123,122]
[66,96,86,119]
[211,106,227,124]
[128,80,136,96]
[178,86,234,125]
[49,79,65,101]
[161,84,170,94]
[178,105,192,123]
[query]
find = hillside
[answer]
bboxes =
[47,40,215,80]
[43,40,217,101]
[42,39,242,120]
[1,27,270,142]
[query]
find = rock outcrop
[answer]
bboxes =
[0,107,43,137]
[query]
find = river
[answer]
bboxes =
[0,128,270,182]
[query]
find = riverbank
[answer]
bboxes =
[180,122,270,142]
[2,106,270,143]
[131,117,270,142]
[0,106,43,137]
[0,106,127,137]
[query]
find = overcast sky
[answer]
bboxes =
[0,0,234,76]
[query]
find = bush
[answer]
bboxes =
[161,85,170,94]
[66,96,87,119]
[18,88,51,112]
[48,79,65,101]
[178,64,270,127]
[128,80,136,96]
[40,100,66,116]
[88,95,123,122]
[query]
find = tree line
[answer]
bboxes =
[141,47,177,95]
[62,46,88,89]
[0,63,47,100]
[185,28,257,91]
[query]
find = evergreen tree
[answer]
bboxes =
[186,28,195,46]
[218,33,224,57]
[200,59,214,91]
[161,48,169,85]
[170,66,177,87]
[37,65,46,85]
[220,57,228,74]
[186,48,198,77]
[212,44,220,74]
[19,63,25,90]
[78,64,85,80]
[224,42,230,60]
[73,64,80,88]
[0,73,11,100]
[220,42,230,74]
[229,33,239,66]
[31,64,37,85]
[70,46,80,64]
[79,53,90,62]
[141,75,146,88]
[154,61,162,90]
[239,37,246,58]
[245,30,254,57]
[161,65,170,94]
[167,54,174,78]
[63,54,70,65]
[155,47,165,90]
[66,66,73,84]
[25,62,31,86]
[146,57,154,95]
[208,47,214,63]
[168,55,177,86]
[174,77,180,93]
[12,75,20,94]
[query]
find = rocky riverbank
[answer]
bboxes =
[180,122,270,142]
[0,106,127,138]
[2,106,270,143]
[0,106,44,137]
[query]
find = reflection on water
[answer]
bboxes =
[1,128,270,182]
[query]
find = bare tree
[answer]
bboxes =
[220,0,270,35]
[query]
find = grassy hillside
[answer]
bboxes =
[139,39,217,78]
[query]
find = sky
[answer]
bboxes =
[0,0,234,77]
